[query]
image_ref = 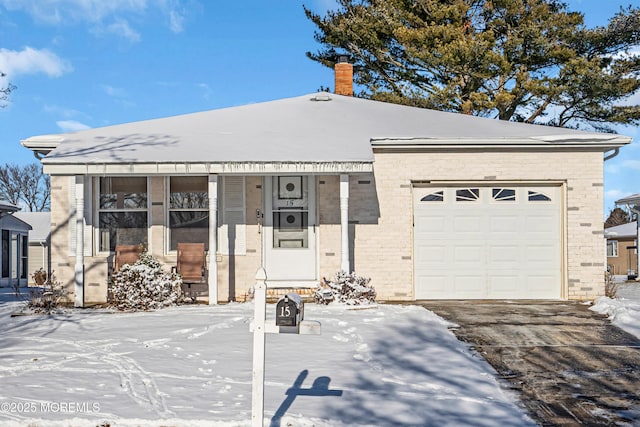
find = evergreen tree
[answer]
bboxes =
[305,0,640,131]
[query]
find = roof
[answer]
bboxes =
[605,221,638,239]
[0,200,20,214]
[0,214,32,233]
[22,92,632,175]
[616,193,640,207]
[13,212,51,242]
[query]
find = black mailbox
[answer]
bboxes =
[276,293,304,327]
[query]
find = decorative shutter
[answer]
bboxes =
[83,178,93,256]
[218,176,246,255]
[68,176,76,257]
[68,176,93,256]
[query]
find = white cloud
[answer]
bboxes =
[0,0,146,25]
[101,84,127,98]
[196,82,212,100]
[0,0,194,38]
[56,120,91,132]
[606,189,626,200]
[168,9,184,33]
[622,159,640,171]
[605,162,621,174]
[105,18,141,42]
[0,47,71,78]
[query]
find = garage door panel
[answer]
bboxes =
[526,276,558,298]
[453,245,484,263]
[414,185,562,300]
[416,275,448,298]
[415,215,447,233]
[416,245,447,263]
[526,245,558,262]
[455,276,486,297]
[488,276,521,296]
[488,245,520,265]
[490,216,519,233]
[454,216,483,233]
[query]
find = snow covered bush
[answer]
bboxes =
[314,271,376,305]
[109,251,183,311]
[27,271,68,314]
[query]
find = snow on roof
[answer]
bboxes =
[0,200,20,213]
[14,212,50,242]
[605,221,638,239]
[28,92,630,167]
[616,193,640,206]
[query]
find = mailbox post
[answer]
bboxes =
[250,268,321,427]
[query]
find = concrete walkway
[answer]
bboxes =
[418,301,640,426]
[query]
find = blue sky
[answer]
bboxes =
[0,0,638,214]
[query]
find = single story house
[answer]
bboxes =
[0,200,31,287]
[13,211,51,285]
[605,221,638,278]
[21,64,632,306]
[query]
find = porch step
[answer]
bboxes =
[266,287,316,303]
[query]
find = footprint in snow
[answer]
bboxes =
[332,334,350,343]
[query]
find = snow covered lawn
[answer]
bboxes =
[0,290,533,427]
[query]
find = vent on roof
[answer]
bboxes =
[310,94,332,102]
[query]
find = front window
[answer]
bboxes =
[98,177,148,252]
[21,235,28,279]
[607,240,618,257]
[168,176,209,251]
[1,230,8,278]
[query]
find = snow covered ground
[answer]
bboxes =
[591,281,640,340]
[0,288,535,427]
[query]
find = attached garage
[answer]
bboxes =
[414,185,562,299]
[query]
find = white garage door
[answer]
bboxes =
[414,186,561,299]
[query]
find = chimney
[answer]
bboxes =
[334,56,353,96]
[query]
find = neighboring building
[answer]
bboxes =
[614,193,640,279]
[14,212,51,285]
[21,65,632,306]
[0,201,31,287]
[605,221,638,278]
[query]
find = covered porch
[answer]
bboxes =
[49,167,370,307]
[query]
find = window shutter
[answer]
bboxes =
[83,178,93,256]
[68,177,76,257]
[68,176,93,256]
[218,176,246,255]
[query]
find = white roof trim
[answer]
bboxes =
[371,135,631,149]
[42,161,374,176]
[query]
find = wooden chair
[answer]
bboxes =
[114,244,142,272]
[175,243,207,300]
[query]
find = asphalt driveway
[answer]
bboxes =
[418,301,640,426]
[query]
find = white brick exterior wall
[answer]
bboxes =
[50,148,605,303]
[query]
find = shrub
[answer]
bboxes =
[109,251,183,311]
[27,270,67,314]
[314,271,376,305]
[605,271,618,298]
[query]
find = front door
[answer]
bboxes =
[264,176,317,282]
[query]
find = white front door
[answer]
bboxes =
[264,176,317,282]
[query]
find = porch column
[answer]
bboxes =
[74,175,84,308]
[340,174,350,273]
[208,175,218,305]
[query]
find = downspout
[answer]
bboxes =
[604,148,620,161]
